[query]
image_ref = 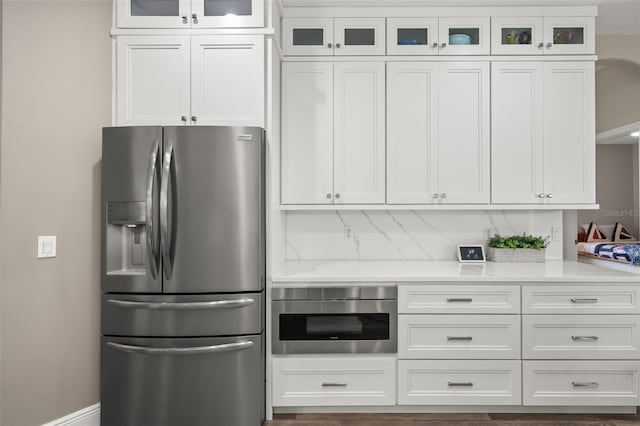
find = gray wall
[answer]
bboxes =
[579,144,639,237]
[0,1,111,425]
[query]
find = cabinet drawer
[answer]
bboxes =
[399,315,520,359]
[398,285,520,314]
[523,361,640,406]
[272,356,396,406]
[398,360,521,405]
[523,285,640,314]
[523,315,640,359]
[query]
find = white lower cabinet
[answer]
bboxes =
[398,360,522,405]
[523,361,640,406]
[398,315,521,359]
[272,356,396,406]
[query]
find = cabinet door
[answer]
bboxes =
[116,0,191,28]
[438,17,490,55]
[193,0,264,28]
[116,36,191,126]
[281,62,334,204]
[387,62,438,204]
[491,17,544,55]
[543,17,595,55]
[387,18,439,56]
[282,18,334,56]
[437,62,490,204]
[191,35,264,127]
[333,62,386,204]
[491,62,544,203]
[543,62,595,204]
[334,18,386,56]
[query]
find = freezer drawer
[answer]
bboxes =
[101,334,264,426]
[102,291,263,337]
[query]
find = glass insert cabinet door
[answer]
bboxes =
[543,17,595,54]
[283,18,334,56]
[334,18,386,56]
[491,17,544,54]
[387,18,439,55]
[438,17,490,55]
[116,0,264,28]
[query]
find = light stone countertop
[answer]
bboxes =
[271,260,640,285]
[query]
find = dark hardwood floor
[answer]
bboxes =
[263,410,640,426]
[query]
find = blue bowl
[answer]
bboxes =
[449,34,472,45]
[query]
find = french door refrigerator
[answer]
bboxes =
[101,126,265,426]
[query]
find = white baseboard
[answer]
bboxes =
[42,403,100,426]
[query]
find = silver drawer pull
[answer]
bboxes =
[107,298,254,310]
[107,340,253,355]
[572,381,599,388]
[237,134,253,141]
[322,382,347,387]
[447,336,473,341]
[448,381,473,387]
[571,335,599,341]
[447,298,473,303]
[571,298,598,304]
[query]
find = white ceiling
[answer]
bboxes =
[282,0,640,35]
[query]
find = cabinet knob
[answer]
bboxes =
[192,13,198,24]
[537,42,544,48]
[440,42,447,48]
[546,193,553,198]
[538,193,545,198]
[327,43,333,48]
[546,42,553,48]
[336,43,341,48]
[181,116,187,123]
[432,193,439,199]
[334,193,341,199]
[191,116,197,123]
[431,42,438,48]
[440,193,447,199]
[182,14,188,24]
[326,193,332,199]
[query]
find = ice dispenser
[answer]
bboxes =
[105,202,147,276]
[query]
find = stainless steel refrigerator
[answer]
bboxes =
[100,126,265,426]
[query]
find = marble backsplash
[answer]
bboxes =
[286,210,563,261]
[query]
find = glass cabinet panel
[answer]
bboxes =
[439,18,490,55]
[397,28,429,45]
[553,27,584,45]
[543,17,594,54]
[131,0,179,17]
[387,18,438,55]
[292,28,325,46]
[448,28,480,45]
[344,28,376,46]
[491,17,543,55]
[501,27,533,45]
[204,0,251,17]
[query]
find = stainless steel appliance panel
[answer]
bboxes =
[161,126,264,293]
[102,291,263,337]
[272,299,397,354]
[102,126,162,293]
[101,334,264,426]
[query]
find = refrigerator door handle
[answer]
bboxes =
[107,298,255,310]
[107,340,254,355]
[160,142,175,280]
[145,139,160,280]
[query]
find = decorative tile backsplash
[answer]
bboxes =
[286,210,563,261]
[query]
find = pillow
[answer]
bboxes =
[613,222,637,242]
[586,222,610,242]
[581,223,615,240]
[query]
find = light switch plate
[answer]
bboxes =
[37,236,56,258]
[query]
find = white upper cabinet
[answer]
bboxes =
[387,61,489,205]
[116,36,191,126]
[281,62,386,205]
[116,0,264,28]
[492,61,595,204]
[281,62,334,204]
[333,62,386,204]
[116,35,264,127]
[491,17,595,55]
[283,18,386,56]
[387,18,439,56]
[438,17,490,55]
[191,35,264,126]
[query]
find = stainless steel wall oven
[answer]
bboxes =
[272,286,397,354]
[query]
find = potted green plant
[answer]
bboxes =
[487,234,550,263]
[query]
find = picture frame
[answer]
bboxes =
[458,245,486,263]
